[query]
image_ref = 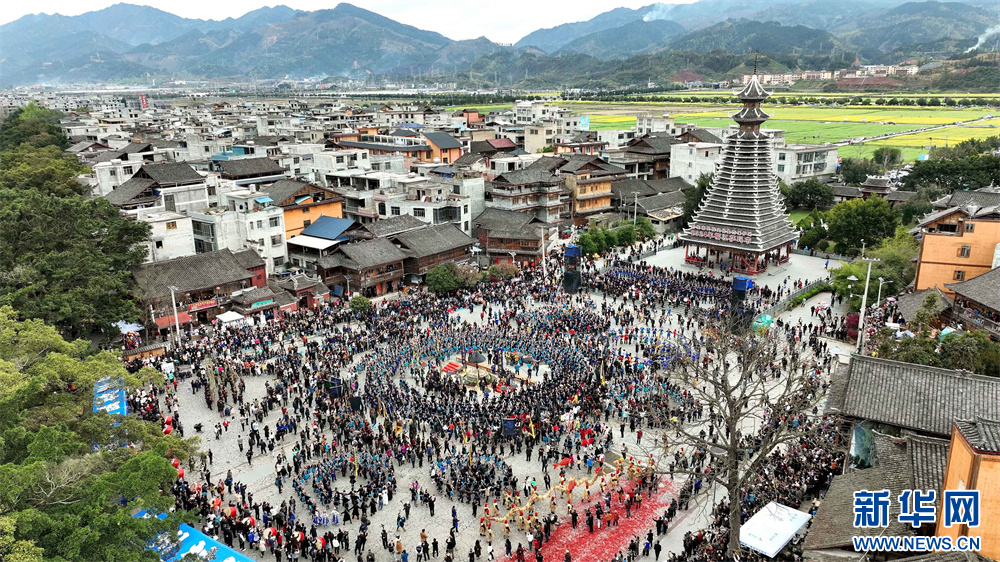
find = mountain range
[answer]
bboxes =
[0,0,997,87]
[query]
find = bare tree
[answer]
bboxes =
[652,319,824,556]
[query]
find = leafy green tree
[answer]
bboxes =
[349,295,372,313]
[871,147,902,170]
[682,173,711,226]
[826,196,900,255]
[940,330,1000,376]
[797,226,827,250]
[901,154,1000,193]
[0,190,150,337]
[868,226,920,288]
[426,262,461,293]
[840,158,881,185]
[487,262,517,279]
[786,179,834,209]
[0,104,69,151]
[0,144,89,197]
[615,224,637,246]
[0,306,191,562]
[577,233,598,256]
[634,217,657,239]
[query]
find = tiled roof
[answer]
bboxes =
[423,132,462,150]
[838,355,1000,437]
[452,152,485,167]
[885,190,916,202]
[833,185,862,198]
[138,162,203,185]
[894,288,951,324]
[105,177,156,207]
[231,286,274,305]
[233,248,265,270]
[216,157,284,178]
[394,223,473,258]
[335,238,406,269]
[364,215,427,238]
[276,273,324,291]
[939,190,1000,210]
[473,207,543,231]
[493,169,559,185]
[685,129,723,144]
[955,418,1000,453]
[263,179,339,207]
[945,267,1000,311]
[906,434,949,495]
[804,433,914,550]
[132,249,255,300]
[917,206,962,226]
[637,191,685,212]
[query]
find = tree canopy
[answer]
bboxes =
[0,104,69,152]
[825,195,900,255]
[0,306,196,562]
[784,178,834,209]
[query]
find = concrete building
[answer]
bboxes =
[913,206,1000,296]
[138,210,197,263]
[670,142,724,184]
[773,144,838,184]
[188,190,288,275]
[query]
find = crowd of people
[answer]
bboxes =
[121,243,843,562]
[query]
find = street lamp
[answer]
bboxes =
[855,258,880,354]
[470,245,482,270]
[168,285,181,349]
[876,277,893,306]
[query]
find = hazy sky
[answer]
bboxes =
[3,0,698,43]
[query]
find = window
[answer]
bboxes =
[959,245,971,258]
[378,202,386,215]
[464,205,469,214]
[273,257,284,269]
[303,220,311,227]
[269,217,280,228]
[966,222,975,233]
[123,166,133,175]
[391,206,401,216]
[155,240,163,249]
[704,151,709,157]
[204,146,210,152]
[271,234,283,246]
[413,208,425,217]
[778,153,786,161]
[954,270,966,281]
[463,221,469,232]
[302,206,310,214]
[163,194,176,212]
[166,221,177,230]
[256,220,263,229]
[777,165,785,172]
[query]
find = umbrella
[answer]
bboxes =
[115,320,144,334]
[243,517,256,527]
[292,531,306,542]
[468,351,487,364]
[224,506,237,517]
[211,497,222,509]
[264,527,278,539]
[315,537,327,549]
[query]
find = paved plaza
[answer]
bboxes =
[164,244,844,562]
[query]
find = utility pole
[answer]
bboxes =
[168,285,181,349]
[633,193,638,225]
[855,258,879,354]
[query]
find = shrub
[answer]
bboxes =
[349,295,372,313]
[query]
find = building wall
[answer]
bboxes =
[283,199,344,239]
[936,429,1000,560]
[773,147,838,184]
[430,145,463,165]
[914,220,1000,295]
[670,143,721,184]
[145,215,196,262]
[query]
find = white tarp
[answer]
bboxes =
[216,311,245,324]
[739,502,812,558]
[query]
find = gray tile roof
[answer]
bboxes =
[276,272,324,292]
[833,185,862,198]
[917,206,962,227]
[885,190,916,202]
[138,162,203,186]
[423,132,462,150]
[685,129,723,144]
[233,248,265,270]
[906,434,949,495]
[838,355,1000,437]
[955,417,1000,453]
[452,152,485,167]
[231,286,275,305]
[637,191,686,212]
[894,288,951,324]
[216,157,284,179]
[335,238,406,269]
[262,179,339,207]
[804,433,915,550]
[394,223,473,258]
[363,215,428,238]
[473,207,544,231]
[105,177,156,207]
[132,249,255,300]
[940,190,1000,210]
[945,267,1000,311]
[493,168,559,185]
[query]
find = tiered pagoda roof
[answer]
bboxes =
[679,74,797,255]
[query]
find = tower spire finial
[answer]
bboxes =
[753,53,758,75]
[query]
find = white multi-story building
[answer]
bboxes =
[136,210,197,263]
[772,144,839,185]
[670,142,724,184]
[189,190,287,274]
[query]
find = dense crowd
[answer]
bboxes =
[123,245,841,562]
